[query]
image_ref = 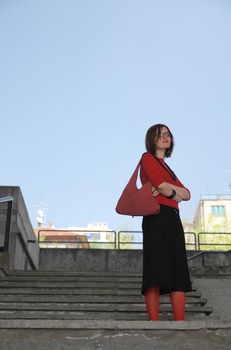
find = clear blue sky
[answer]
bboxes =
[1,0,231,231]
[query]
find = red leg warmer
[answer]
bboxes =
[144,287,160,321]
[170,291,185,321]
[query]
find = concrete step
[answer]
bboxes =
[0,301,213,314]
[0,319,229,330]
[1,279,144,291]
[0,281,199,292]
[0,287,202,297]
[0,309,215,321]
[6,271,143,277]
[0,271,198,285]
[0,300,211,312]
[0,295,207,305]
[0,269,215,329]
[2,276,143,282]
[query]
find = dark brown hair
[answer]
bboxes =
[145,124,174,158]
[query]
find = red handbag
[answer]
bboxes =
[115,159,160,216]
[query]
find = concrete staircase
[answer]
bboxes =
[0,270,214,328]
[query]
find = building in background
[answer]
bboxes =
[33,225,90,249]
[194,194,231,232]
[34,221,114,249]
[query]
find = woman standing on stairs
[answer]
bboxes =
[140,124,192,321]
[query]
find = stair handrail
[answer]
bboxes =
[16,232,37,270]
[187,251,205,261]
[187,249,231,263]
[0,196,14,251]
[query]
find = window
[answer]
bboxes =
[211,205,225,216]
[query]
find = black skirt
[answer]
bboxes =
[142,204,192,295]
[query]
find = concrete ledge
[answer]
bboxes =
[39,249,143,272]
[39,249,231,275]
[0,319,231,330]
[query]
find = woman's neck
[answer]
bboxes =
[155,150,165,159]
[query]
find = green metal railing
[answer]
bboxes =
[37,229,231,251]
[198,232,231,251]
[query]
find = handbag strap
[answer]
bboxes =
[128,161,141,187]
[154,156,177,180]
[140,152,177,181]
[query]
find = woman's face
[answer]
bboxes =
[155,126,172,151]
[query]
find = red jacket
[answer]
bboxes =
[140,153,190,209]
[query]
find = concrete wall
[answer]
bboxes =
[0,186,40,270]
[39,249,143,272]
[39,248,231,273]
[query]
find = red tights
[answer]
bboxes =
[145,287,185,321]
[170,291,185,320]
[144,287,160,321]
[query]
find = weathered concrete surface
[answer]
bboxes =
[0,186,39,270]
[39,248,231,274]
[0,319,231,330]
[0,270,214,321]
[0,269,230,349]
[0,327,231,350]
[39,249,143,272]
[193,277,231,321]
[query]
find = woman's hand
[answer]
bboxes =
[174,193,183,203]
[157,182,184,202]
[170,184,190,201]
